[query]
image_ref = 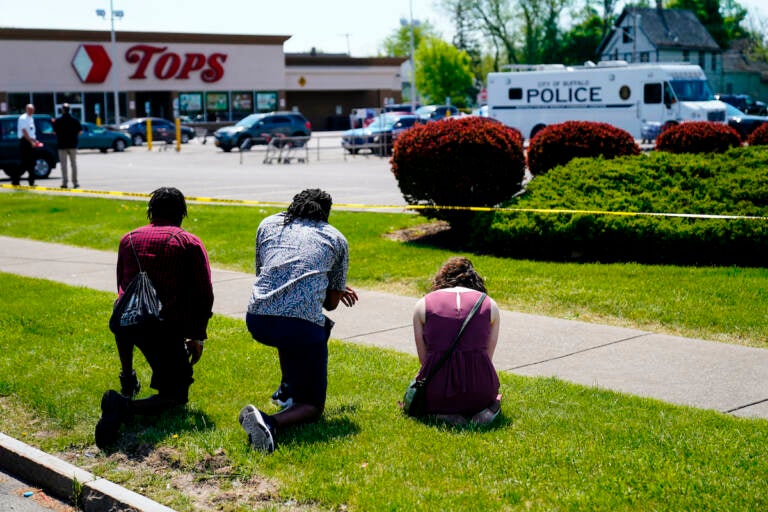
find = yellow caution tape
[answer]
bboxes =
[2,184,767,221]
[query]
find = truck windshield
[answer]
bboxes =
[668,80,715,101]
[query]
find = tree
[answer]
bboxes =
[415,37,475,107]
[380,22,436,57]
[667,0,748,48]
[440,0,486,102]
[560,6,608,64]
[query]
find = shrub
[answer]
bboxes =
[747,123,768,146]
[526,121,640,176]
[655,121,742,154]
[390,116,525,230]
[473,147,768,265]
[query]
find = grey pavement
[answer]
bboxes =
[1,234,767,509]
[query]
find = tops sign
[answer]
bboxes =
[126,45,227,82]
[71,44,228,83]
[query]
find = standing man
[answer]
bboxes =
[95,186,214,449]
[239,188,358,453]
[52,103,82,189]
[15,104,38,186]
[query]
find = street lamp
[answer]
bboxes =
[96,0,123,125]
[400,3,419,112]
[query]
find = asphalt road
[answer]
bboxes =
[3,132,409,209]
[0,468,75,511]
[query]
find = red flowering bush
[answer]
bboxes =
[655,121,742,154]
[391,116,525,229]
[527,121,640,176]
[747,123,768,146]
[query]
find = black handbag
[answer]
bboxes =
[109,232,165,336]
[403,292,487,417]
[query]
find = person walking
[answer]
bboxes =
[95,186,215,449]
[239,188,358,453]
[52,103,82,188]
[15,103,38,186]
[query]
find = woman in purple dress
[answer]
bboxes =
[412,257,501,424]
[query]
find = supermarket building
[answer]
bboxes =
[0,28,406,130]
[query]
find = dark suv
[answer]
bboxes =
[716,94,768,116]
[213,112,311,152]
[0,114,59,180]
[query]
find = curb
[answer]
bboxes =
[0,432,174,512]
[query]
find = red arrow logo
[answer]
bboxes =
[72,44,112,83]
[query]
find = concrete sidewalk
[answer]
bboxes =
[1,234,767,510]
[1,235,766,419]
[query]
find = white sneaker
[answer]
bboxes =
[238,404,275,453]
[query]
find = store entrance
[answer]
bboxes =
[134,91,173,120]
[55,103,84,122]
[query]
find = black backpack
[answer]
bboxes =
[109,232,165,335]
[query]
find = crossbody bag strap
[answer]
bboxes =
[422,292,487,385]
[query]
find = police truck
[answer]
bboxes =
[486,61,727,140]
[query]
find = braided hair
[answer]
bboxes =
[431,257,487,293]
[283,188,332,225]
[147,186,187,226]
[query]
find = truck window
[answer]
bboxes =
[508,88,523,100]
[644,83,662,104]
[668,79,714,101]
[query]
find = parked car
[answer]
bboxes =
[724,103,768,140]
[342,113,423,155]
[118,117,196,146]
[716,94,768,116]
[415,104,460,122]
[78,122,132,152]
[213,112,312,152]
[0,114,58,180]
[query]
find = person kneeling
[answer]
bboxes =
[410,257,501,425]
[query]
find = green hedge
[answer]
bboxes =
[471,147,768,265]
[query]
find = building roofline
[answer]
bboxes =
[0,27,290,45]
[285,53,408,67]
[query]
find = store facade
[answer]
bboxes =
[0,28,405,130]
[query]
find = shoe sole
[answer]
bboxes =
[238,405,275,453]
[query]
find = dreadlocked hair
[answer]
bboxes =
[283,188,332,225]
[431,256,487,293]
[147,186,187,225]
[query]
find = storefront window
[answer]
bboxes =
[256,92,278,112]
[7,93,31,114]
[206,92,228,121]
[57,92,82,104]
[180,93,203,114]
[233,92,253,112]
[31,93,54,116]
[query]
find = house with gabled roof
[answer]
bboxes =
[596,6,722,87]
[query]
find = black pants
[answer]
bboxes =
[15,139,35,185]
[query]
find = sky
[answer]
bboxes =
[0,0,454,57]
[0,0,765,57]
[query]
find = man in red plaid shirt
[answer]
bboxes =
[96,187,214,449]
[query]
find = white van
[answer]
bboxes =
[487,61,727,140]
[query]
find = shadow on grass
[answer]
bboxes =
[411,412,512,433]
[102,406,215,458]
[277,416,361,448]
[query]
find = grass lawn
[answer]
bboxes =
[1,273,766,511]
[0,192,766,348]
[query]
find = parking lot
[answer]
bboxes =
[2,132,408,209]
